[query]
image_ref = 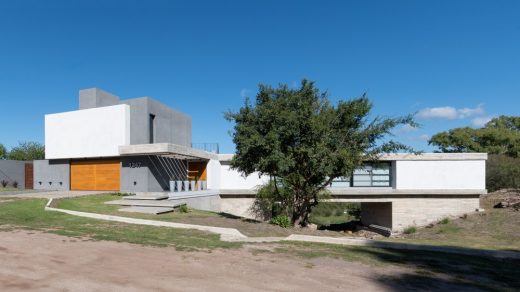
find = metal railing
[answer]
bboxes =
[191,143,219,154]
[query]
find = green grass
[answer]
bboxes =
[275,241,520,291]
[0,198,240,250]
[0,187,22,192]
[55,194,345,237]
[309,202,360,226]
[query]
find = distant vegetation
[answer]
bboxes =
[0,141,45,161]
[429,116,520,190]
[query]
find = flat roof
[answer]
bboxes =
[119,143,218,160]
[218,152,488,162]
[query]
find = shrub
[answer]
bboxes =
[270,215,291,228]
[12,181,18,188]
[1,180,7,188]
[178,205,189,213]
[487,154,520,191]
[439,217,450,224]
[403,226,417,234]
[250,180,293,221]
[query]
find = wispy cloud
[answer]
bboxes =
[240,88,250,98]
[416,104,484,120]
[471,116,492,127]
[396,124,418,133]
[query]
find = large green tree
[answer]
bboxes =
[429,116,520,157]
[7,141,45,161]
[225,80,415,226]
[0,143,7,159]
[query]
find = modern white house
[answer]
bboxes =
[34,88,487,232]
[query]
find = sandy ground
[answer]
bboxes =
[0,231,404,292]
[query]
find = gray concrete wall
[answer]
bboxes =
[79,88,119,110]
[121,156,187,192]
[360,202,393,229]
[170,194,221,212]
[120,97,192,147]
[33,159,70,191]
[0,160,27,189]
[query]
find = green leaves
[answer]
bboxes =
[429,116,520,157]
[6,141,45,161]
[226,79,415,226]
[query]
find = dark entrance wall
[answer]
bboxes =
[121,156,189,192]
[0,160,28,189]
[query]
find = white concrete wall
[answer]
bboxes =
[206,159,222,190]
[219,163,269,190]
[395,160,486,190]
[45,104,130,159]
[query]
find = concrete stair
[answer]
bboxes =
[122,194,169,200]
[119,206,174,214]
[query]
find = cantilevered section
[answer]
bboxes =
[218,152,488,162]
[119,143,218,160]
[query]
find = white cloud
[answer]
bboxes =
[416,104,484,120]
[471,116,492,127]
[396,124,418,133]
[240,89,250,98]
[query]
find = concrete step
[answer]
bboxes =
[123,194,169,200]
[119,206,174,214]
[106,199,184,208]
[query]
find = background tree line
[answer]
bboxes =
[0,141,45,161]
[429,116,520,191]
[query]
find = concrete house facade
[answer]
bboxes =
[34,88,487,232]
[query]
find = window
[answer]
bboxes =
[149,114,155,143]
[329,162,392,188]
[352,162,391,187]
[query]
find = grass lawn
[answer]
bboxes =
[55,194,347,237]
[385,195,520,251]
[0,198,240,251]
[0,187,23,192]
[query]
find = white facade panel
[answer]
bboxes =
[219,164,269,190]
[395,160,486,190]
[45,104,130,159]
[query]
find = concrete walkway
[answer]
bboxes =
[1,190,105,199]
[44,198,520,259]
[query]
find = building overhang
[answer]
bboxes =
[119,143,218,160]
[218,152,488,162]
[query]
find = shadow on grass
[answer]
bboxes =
[354,247,520,291]
[217,212,261,223]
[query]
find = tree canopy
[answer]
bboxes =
[429,116,520,157]
[7,141,45,161]
[0,144,6,159]
[225,80,415,226]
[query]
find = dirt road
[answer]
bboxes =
[0,230,402,291]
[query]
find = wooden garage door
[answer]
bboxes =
[70,160,120,191]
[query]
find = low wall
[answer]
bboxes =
[0,160,27,189]
[219,194,480,232]
[33,159,70,191]
[170,194,221,212]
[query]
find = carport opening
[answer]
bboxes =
[310,201,393,236]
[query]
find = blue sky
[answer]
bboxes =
[0,0,519,153]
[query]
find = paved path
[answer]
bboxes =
[44,198,520,259]
[1,190,105,199]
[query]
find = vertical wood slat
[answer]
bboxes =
[24,163,33,189]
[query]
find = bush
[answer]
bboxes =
[12,181,18,188]
[178,205,189,213]
[439,217,450,224]
[1,180,7,188]
[487,154,520,191]
[250,180,293,221]
[403,226,417,234]
[270,215,291,228]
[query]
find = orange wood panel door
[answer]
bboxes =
[70,160,120,191]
